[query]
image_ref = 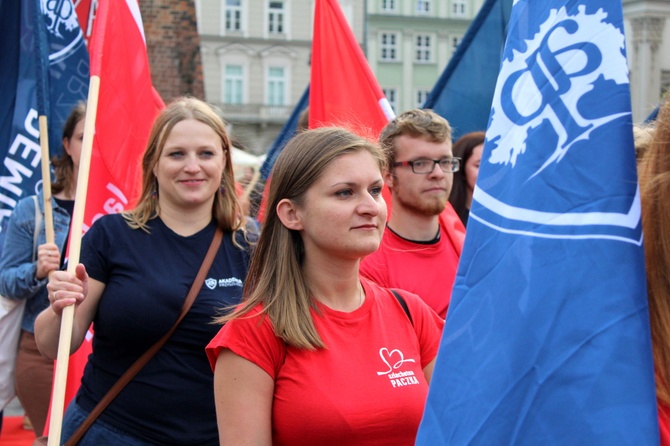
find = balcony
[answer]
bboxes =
[214,103,293,124]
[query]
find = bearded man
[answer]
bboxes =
[361,109,465,319]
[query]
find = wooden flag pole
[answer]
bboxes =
[47,75,100,446]
[38,116,55,245]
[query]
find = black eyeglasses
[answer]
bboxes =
[392,157,461,174]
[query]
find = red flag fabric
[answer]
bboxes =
[310,0,394,138]
[86,0,164,231]
[74,0,95,43]
[45,0,164,434]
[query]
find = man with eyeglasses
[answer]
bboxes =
[361,109,465,319]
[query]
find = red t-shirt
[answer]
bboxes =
[660,400,670,445]
[360,210,463,318]
[206,278,444,446]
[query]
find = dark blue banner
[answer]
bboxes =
[423,0,513,141]
[417,1,658,444]
[0,0,89,247]
[260,85,309,180]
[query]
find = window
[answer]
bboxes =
[381,0,396,12]
[268,1,284,34]
[451,36,463,53]
[266,67,286,105]
[452,0,465,16]
[417,0,430,14]
[380,32,399,61]
[415,34,432,63]
[416,89,431,108]
[383,88,397,113]
[224,65,244,104]
[662,70,670,100]
[225,0,242,32]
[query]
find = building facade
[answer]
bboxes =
[623,0,670,122]
[196,0,364,152]
[366,0,483,114]
[195,0,479,152]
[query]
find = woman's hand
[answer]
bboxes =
[36,242,61,280]
[46,264,89,316]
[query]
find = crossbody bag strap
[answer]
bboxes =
[64,227,224,446]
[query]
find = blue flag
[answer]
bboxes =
[260,85,309,180]
[423,0,513,141]
[417,1,659,444]
[0,0,89,247]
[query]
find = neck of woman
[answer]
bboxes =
[158,202,214,236]
[304,260,364,313]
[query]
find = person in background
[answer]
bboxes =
[639,97,670,445]
[35,97,252,445]
[0,102,84,439]
[360,109,464,319]
[207,127,443,445]
[448,131,486,227]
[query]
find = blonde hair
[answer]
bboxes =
[634,123,656,161]
[123,97,243,234]
[215,127,385,350]
[639,97,670,405]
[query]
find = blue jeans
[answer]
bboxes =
[60,400,156,446]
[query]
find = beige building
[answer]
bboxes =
[195,0,364,153]
[624,0,670,122]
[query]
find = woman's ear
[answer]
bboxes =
[383,168,395,190]
[276,198,303,231]
[63,137,71,156]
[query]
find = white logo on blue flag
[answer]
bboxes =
[40,0,85,63]
[474,5,640,244]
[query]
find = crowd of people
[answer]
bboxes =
[0,90,667,444]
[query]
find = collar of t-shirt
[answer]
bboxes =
[386,224,441,245]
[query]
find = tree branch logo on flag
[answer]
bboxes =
[474,4,640,244]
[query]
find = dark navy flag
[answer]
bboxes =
[260,85,309,180]
[0,0,89,246]
[423,0,513,141]
[417,1,658,444]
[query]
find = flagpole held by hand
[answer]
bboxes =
[47,75,99,446]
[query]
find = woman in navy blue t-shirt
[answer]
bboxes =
[34,97,254,445]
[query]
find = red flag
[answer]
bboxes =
[310,0,394,138]
[85,0,164,231]
[45,1,164,434]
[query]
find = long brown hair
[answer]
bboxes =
[123,97,243,233]
[51,101,86,196]
[639,97,670,405]
[215,127,385,350]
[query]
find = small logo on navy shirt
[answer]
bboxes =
[205,277,243,290]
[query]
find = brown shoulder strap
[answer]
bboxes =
[64,227,224,446]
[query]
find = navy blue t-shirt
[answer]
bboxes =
[76,214,251,445]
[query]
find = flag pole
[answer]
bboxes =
[38,116,55,245]
[47,75,100,446]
